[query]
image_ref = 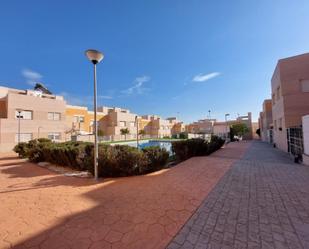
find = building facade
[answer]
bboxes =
[271,53,309,154]
[0,85,188,151]
[0,86,66,152]
[259,99,273,143]
[65,105,107,138]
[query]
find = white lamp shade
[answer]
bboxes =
[85,49,104,64]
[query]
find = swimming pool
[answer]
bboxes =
[124,140,173,153]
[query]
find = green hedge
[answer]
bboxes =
[171,136,225,161]
[13,139,169,177]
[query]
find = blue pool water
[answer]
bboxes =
[125,140,172,153]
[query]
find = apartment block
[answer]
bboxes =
[0,86,66,152]
[186,113,253,140]
[65,105,107,138]
[98,107,138,140]
[259,99,273,143]
[271,53,309,153]
[140,115,174,138]
[186,119,215,134]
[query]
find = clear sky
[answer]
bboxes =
[1,1,309,123]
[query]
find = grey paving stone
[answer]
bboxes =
[167,141,309,249]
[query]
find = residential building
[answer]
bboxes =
[142,115,174,138]
[98,107,138,141]
[271,53,309,154]
[0,86,66,152]
[213,122,230,139]
[186,119,215,134]
[65,105,107,138]
[259,99,273,142]
[186,113,253,140]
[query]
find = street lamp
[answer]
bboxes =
[135,116,139,148]
[38,126,43,138]
[85,49,104,180]
[16,109,23,143]
[225,113,230,140]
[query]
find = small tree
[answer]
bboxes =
[231,123,249,137]
[97,129,104,137]
[138,130,146,138]
[120,128,130,140]
[256,128,261,137]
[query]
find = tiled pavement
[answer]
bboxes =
[167,141,309,249]
[0,142,249,249]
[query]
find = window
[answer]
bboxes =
[119,121,125,127]
[15,110,33,120]
[272,94,275,105]
[73,115,84,123]
[54,113,60,120]
[301,79,309,92]
[276,86,281,100]
[48,112,61,121]
[48,133,61,141]
[73,116,79,123]
[15,133,32,142]
[129,122,135,127]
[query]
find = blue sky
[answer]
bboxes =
[1,1,309,123]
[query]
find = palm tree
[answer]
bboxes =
[138,129,146,139]
[120,128,130,141]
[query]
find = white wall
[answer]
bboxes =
[303,115,309,165]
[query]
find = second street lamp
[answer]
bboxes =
[85,49,104,180]
[225,113,230,140]
[16,109,23,143]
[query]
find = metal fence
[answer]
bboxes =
[287,126,303,160]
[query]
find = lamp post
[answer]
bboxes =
[85,49,104,180]
[38,126,42,138]
[16,109,23,143]
[135,116,139,148]
[225,113,230,140]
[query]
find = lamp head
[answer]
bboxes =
[85,49,104,64]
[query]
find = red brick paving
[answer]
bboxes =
[0,142,250,249]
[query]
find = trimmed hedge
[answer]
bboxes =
[171,136,225,162]
[14,139,169,177]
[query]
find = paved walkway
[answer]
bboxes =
[168,141,309,249]
[0,142,249,249]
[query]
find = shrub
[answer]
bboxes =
[142,146,169,173]
[15,140,170,178]
[172,136,224,162]
[179,132,188,139]
[13,142,29,158]
[85,144,148,177]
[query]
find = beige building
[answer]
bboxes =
[0,85,188,151]
[97,107,138,141]
[186,119,215,134]
[186,113,253,140]
[140,115,174,138]
[259,99,273,143]
[271,53,309,154]
[0,86,67,152]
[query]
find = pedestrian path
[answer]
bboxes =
[167,141,309,249]
[0,142,249,249]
